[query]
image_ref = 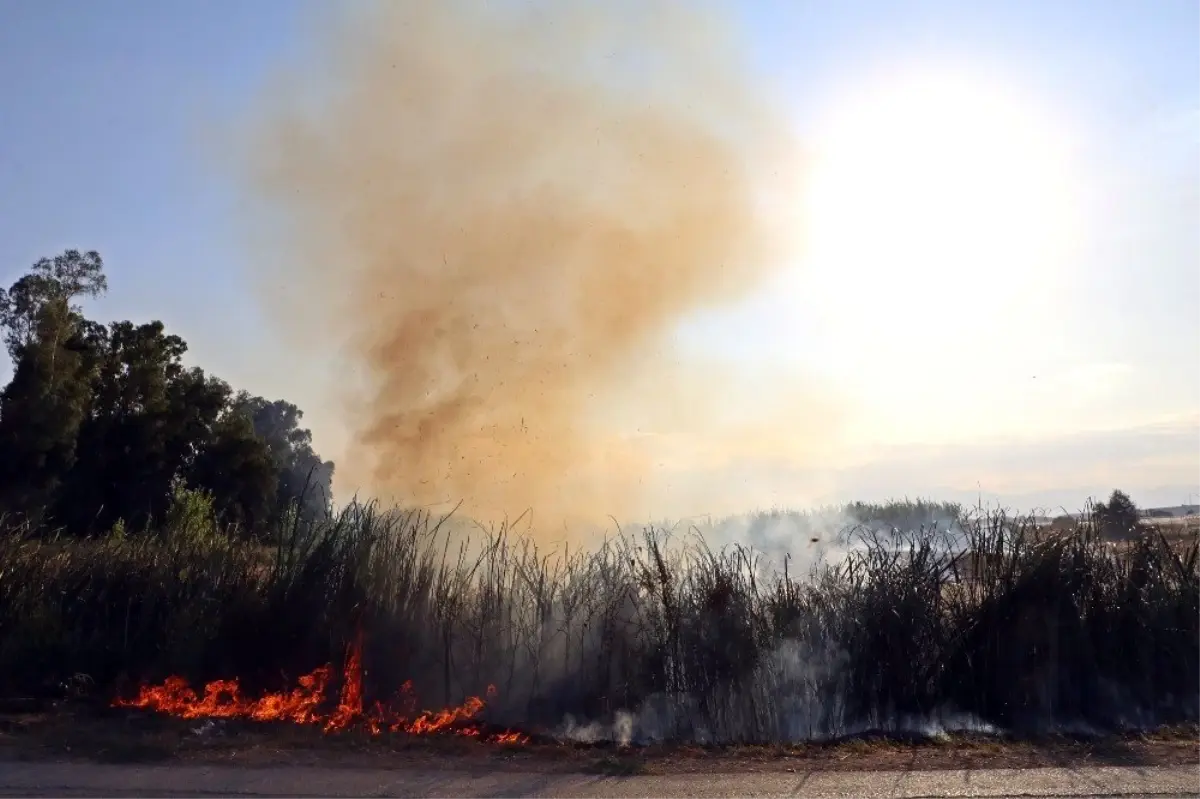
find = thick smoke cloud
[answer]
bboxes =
[242,0,804,527]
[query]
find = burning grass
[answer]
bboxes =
[112,632,527,744]
[0,501,1195,745]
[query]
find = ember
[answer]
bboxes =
[113,634,528,744]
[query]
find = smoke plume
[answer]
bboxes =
[242,0,803,527]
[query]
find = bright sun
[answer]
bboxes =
[801,68,1080,374]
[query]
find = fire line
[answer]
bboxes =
[112,635,528,745]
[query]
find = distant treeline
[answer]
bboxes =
[0,249,333,538]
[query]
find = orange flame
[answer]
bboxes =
[113,635,527,745]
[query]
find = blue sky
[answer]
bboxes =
[1,0,1197,515]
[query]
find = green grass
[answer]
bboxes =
[0,501,1195,743]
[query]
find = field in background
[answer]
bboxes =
[0,499,1195,745]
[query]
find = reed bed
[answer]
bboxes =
[0,500,1194,742]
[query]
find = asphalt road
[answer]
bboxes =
[0,761,1194,798]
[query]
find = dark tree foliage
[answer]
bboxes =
[0,250,333,537]
[1094,489,1141,540]
[0,251,107,521]
[190,411,279,536]
[0,249,107,361]
[230,393,335,521]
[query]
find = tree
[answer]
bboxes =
[1094,489,1140,540]
[189,410,278,538]
[0,251,108,520]
[230,393,335,521]
[0,249,331,537]
[0,249,107,361]
[58,321,278,537]
[58,320,195,532]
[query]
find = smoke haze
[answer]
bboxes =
[242,0,808,528]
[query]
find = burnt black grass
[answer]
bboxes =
[0,501,1195,743]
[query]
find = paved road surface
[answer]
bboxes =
[0,761,1194,798]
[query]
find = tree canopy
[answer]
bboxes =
[0,250,333,537]
[1094,489,1141,540]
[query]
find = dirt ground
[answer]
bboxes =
[0,704,1195,777]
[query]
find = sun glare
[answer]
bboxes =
[799,68,1082,440]
[796,66,1089,441]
